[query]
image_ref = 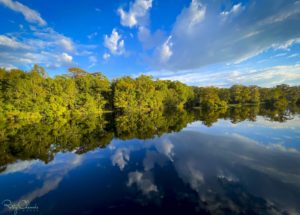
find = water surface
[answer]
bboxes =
[0,106,300,215]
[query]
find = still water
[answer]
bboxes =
[0,106,300,215]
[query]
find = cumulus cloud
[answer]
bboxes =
[0,0,46,26]
[155,0,300,71]
[118,0,152,28]
[104,29,125,56]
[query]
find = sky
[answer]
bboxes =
[0,0,300,87]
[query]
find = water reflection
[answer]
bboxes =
[0,105,300,214]
[158,131,300,214]
[1,105,300,170]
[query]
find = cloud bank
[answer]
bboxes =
[154,0,300,70]
[0,27,76,69]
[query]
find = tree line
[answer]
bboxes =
[1,65,300,122]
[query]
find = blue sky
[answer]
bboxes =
[0,0,300,87]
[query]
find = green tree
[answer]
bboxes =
[230,85,244,104]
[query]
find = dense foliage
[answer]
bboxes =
[112,75,193,111]
[0,66,300,122]
[0,66,110,122]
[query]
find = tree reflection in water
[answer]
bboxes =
[0,104,299,171]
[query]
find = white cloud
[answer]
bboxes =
[118,0,162,51]
[0,28,77,69]
[118,0,152,28]
[89,55,97,63]
[154,0,300,71]
[58,37,74,52]
[187,0,206,29]
[274,38,300,50]
[88,55,97,68]
[0,0,46,26]
[87,32,98,40]
[0,35,29,49]
[102,53,110,61]
[137,22,166,51]
[29,27,75,52]
[288,53,299,58]
[158,36,173,63]
[273,52,288,58]
[0,1,78,70]
[220,3,243,17]
[138,26,150,43]
[173,0,206,33]
[0,0,83,69]
[61,52,73,63]
[150,64,300,87]
[104,29,125,56]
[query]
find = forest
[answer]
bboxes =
[0,65,300,122]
